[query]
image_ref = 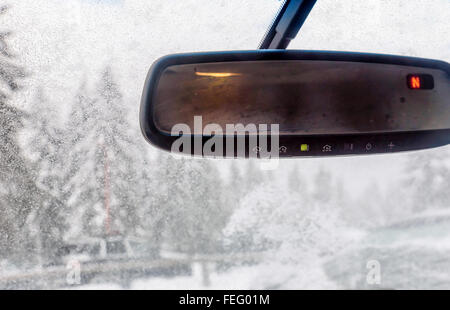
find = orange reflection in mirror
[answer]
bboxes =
[195,72,241,78]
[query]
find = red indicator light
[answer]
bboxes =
[407,74,433,90]
[409,75,421,89]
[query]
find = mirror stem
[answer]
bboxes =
[259,0,317,50]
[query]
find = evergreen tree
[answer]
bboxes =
[187,159,229,254]
[150,153,190,250]
[0,5,40,263]
[69,68,149,238]
[26,88,67,264]
[63,81,103,237]
[135,152,163,251]
[95,67,147,236]
[157,156,229,255]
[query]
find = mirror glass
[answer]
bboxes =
[153,60,450,135]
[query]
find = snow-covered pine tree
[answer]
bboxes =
[67,103,95,236]
[70,68,149,238]
[134,152,164,252]
[96,67,149,236]
[183,159,229,254]
[25,88,68,265]
[60,81,98,238]
[156,156,228,255]
[0,5,41,263]
[153,154,193,252]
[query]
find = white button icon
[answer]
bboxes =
[344,143,354,151]
[322,144,332,152]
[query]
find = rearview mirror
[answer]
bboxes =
[140,50,450,158]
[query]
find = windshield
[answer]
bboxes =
[0,0,449,290]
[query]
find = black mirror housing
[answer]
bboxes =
[140,50,450,158]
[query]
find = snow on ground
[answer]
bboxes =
[72,261,337,290]
[71,283,123,290]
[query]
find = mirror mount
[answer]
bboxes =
[259,0,317,49]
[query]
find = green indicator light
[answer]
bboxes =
[301,144,309,152]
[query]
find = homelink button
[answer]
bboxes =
[344,143,354,151]
[322,144,333,152]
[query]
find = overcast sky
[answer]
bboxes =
[3,0,450,195]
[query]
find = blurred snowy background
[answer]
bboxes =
[0,0,449,289]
